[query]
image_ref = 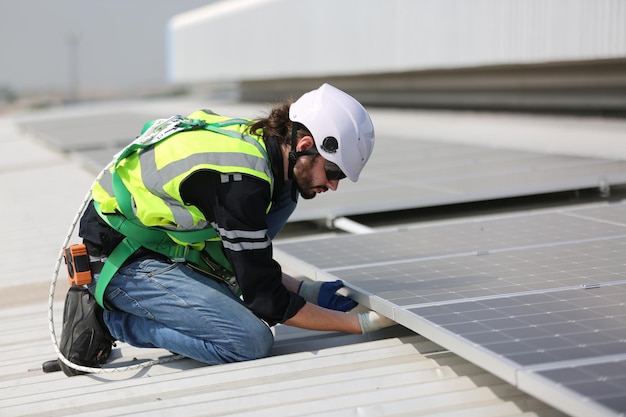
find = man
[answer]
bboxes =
[60,83,395,375]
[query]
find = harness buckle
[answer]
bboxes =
[171,245,190,263]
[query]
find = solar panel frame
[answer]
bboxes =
[276,206,626,272]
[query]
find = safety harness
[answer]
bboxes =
[92,115,256,309]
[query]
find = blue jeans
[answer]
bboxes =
[88,183,296,365]
[89,257,274,365]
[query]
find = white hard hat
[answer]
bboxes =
[289,83,375,182]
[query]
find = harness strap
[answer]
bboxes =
[100,210,231,271]
[94,238,137,309]
[92,209,233,310]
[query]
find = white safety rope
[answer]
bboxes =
[48,118,186,375]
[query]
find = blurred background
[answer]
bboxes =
[1,0,625,116]
[0,0,214,109]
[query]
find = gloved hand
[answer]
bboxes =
[298,280,358,312]
[357,311,396,334]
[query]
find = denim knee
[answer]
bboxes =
[216,322,274,363]
[246,323,274,360]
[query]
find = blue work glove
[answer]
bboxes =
[298,280,358,312]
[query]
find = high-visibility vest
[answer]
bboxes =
[90,111,274,308]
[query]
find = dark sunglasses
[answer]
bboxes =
[324,160,347,181]
[296,149,347,181]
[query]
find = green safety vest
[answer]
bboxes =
[91,110,274,308]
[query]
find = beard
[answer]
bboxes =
[297,183,317,200]
[293,156,326,200]
[294,170,318,200]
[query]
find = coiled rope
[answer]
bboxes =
[47,119,185,374]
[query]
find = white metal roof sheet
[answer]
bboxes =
[1,301,564,417]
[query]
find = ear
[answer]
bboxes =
[295,135,315,152]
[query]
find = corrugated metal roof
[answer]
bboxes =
[1,301,564,417]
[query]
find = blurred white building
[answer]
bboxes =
[167,0,626,114]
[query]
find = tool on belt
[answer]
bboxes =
[64,244,93,287]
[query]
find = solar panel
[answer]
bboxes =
[523,358,626,416]
[332,237,626,304]
[410,284,626,366]
[274,201,626,417]
[18,112,151,152]
[18,112,626,222]
[287,136,626,222]
[277,207,626,271]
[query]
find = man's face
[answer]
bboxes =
[293,154,340,200]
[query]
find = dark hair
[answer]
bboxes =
[247,101,311,147]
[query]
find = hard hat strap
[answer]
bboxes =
[287,121,303,180]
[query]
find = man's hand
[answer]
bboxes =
[357,311,396,334]
[298,280,358,312]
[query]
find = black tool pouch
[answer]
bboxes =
[58,287,115,376]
